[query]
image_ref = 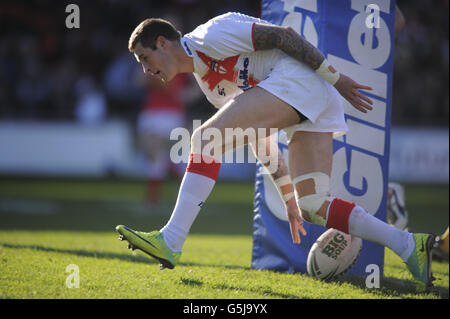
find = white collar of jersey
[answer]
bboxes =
[180,37,193,57]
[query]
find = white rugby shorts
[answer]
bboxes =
[256,56,348,144]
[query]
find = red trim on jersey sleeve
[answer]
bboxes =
[251,22,257,51]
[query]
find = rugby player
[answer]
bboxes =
[116,12,436,288]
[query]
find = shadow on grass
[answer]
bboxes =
[0,242,252,272]
[211,282,300,299]
[178,275,300,299]
[0,242,155,265]
[1,242,303,298]
[334,273,448,299]
[180,261,251,271]
[2,241,295,298]
[5,241,446,298]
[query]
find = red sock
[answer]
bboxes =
[325,198,356,234]
[186,153,221,181]
[160,153,221,252]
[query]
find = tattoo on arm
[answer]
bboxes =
[253,23,325,70]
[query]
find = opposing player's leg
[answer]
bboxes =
[287,131,436,288]
[138,109,184,206]
[139,132,169,205]
[116,87,301,268]
[386,182,409,230]
[433,226,449,262]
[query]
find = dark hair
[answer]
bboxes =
[128,18,181,52]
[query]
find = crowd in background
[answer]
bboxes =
[0,0,448,127]
[393,0,449,126]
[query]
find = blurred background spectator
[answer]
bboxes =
[0,0,448,186]
[136,73,197,206]
[393,0,449,126]
[0,0,259,123]
[0,0,447,126]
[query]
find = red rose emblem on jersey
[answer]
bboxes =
[196,51,239,90]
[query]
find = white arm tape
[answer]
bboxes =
[316,59,340,86]
[283,192,295,202]
[275,175,295,203]
[274,175,291,188]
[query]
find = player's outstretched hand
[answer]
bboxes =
[334,74,374,113]
[286,197,307,244]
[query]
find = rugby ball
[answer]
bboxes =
[307,229,362,280]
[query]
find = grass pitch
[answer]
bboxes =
[0,178,448,299]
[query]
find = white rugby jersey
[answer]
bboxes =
[180,12,340,128]
[181,12,287,108]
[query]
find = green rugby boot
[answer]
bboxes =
[405,233,436,290]
[115,225,181,269]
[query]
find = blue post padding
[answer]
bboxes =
[252,0,396,276]
[252,162,385,276]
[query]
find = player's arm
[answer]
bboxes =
[253,23,325,71]
[252,23,374,113]
[249,135,306,244]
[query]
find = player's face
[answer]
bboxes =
[133,41,176,82]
